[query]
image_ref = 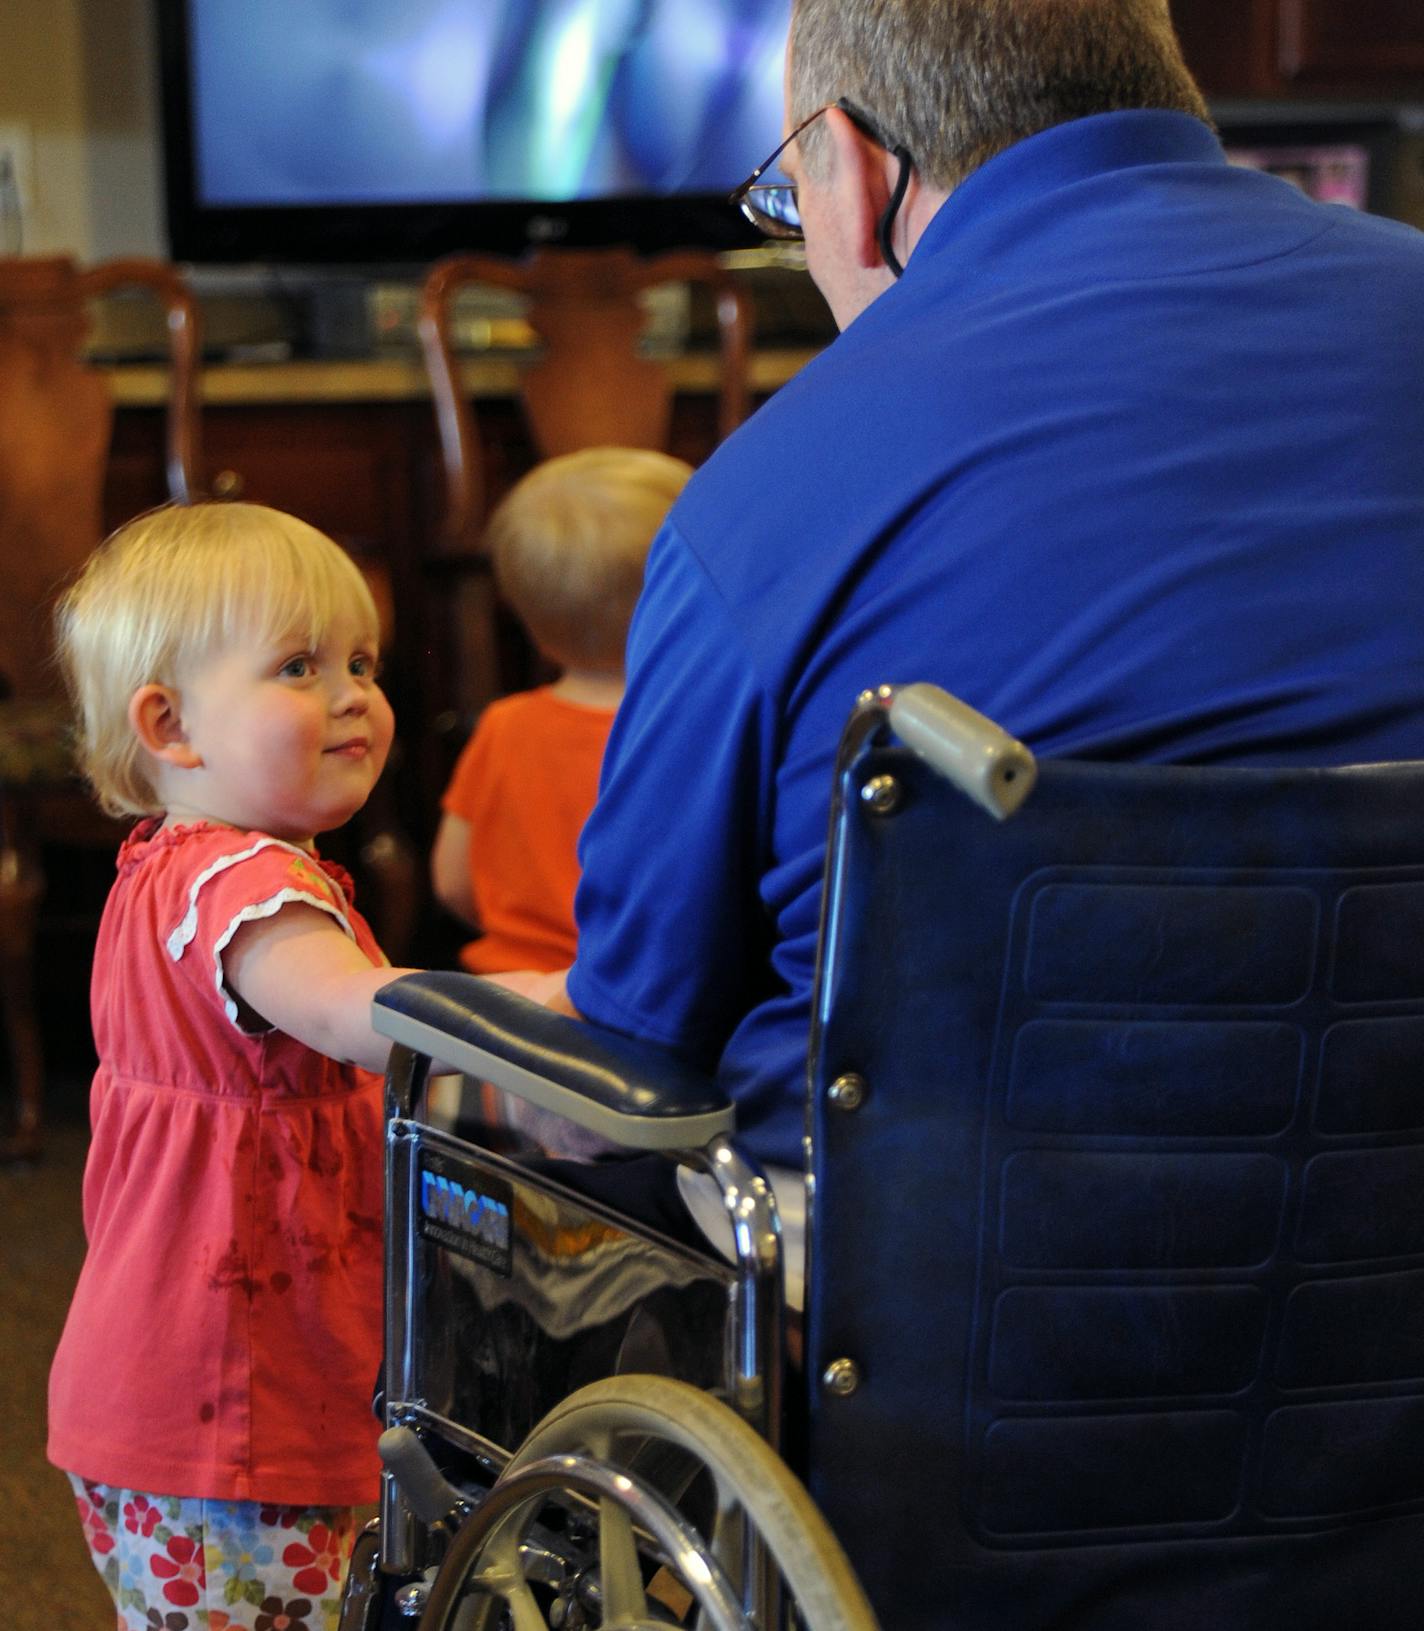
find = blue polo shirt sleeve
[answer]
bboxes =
[567,520,775,1066]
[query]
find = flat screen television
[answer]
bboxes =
[156,0,791,266]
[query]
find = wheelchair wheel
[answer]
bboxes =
[417,1374,878,1631]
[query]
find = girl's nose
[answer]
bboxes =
[332,673,370,714]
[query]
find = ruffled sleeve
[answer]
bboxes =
[164,831,363,1034]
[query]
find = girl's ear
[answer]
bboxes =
[128,685,203,770]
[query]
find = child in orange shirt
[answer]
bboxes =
[431,446,691,975]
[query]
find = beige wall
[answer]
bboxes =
[2,0,162,261]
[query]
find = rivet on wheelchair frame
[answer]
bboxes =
[394,1582,429,1617]
[823,1357,862,1397]
[828,1072,867,1111]
[860,773,901,815]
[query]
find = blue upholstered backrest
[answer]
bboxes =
[806,747,1424,1631]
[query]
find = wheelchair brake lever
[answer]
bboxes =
[378,1425,473,1527]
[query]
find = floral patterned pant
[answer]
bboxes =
[67,1475,360,1631]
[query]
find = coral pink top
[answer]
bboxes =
[48,821,386,1505]
[441,687,615,974]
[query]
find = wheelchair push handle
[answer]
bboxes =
[887,683,1036,819]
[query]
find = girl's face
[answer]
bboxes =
[162,601,394,846]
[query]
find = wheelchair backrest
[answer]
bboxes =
[807,741,1424,1630]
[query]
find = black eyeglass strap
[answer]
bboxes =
[878,147,912,278]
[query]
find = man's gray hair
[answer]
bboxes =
[788,0,1210,189]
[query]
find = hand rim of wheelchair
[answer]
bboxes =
[416,1374,879,1631]
[419,1447,743,1630]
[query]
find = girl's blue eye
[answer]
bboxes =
[279,655,312,678]
[351,653,382,679]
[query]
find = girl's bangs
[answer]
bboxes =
[209,528,378,654]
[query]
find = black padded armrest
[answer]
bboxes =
[374,970,734,1151]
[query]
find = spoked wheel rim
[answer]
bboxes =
[417,1375,879,1631]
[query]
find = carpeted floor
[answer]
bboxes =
[2,1115,113,1629]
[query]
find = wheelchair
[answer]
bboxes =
[341,683,1424,1631]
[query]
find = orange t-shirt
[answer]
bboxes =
[441,687,615,974]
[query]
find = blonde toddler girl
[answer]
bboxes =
[47,502,412,1631]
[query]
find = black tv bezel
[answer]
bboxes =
[155,0,766,266]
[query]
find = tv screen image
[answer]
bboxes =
[160,0,793,264]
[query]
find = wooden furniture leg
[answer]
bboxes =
[0,796,43,1161]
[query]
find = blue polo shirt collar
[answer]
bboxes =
[908,109,1227,272]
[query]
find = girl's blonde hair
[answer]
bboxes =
[485,447,692,672]
[55,502,381,818]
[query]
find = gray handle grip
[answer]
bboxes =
[888,683,1036,819]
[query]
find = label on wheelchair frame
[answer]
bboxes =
[417,1153,513,1277]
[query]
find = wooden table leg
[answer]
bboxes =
[0,804,44,1163]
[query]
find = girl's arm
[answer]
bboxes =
[224,903,414,1072]
[230,904,582,1072]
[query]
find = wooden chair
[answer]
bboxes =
[0,255,201,1160]
[415,246,752,797]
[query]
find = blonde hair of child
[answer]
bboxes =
[55,501,382,819]
[485,447,692,673]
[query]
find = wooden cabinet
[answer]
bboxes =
[1278,0,1424,87]
[1171,0,1424,97]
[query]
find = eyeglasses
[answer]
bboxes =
[728,97,914,278]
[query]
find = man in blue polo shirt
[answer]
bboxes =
[556,0,1424,1170]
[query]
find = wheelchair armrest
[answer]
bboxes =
[374,970,735,1151]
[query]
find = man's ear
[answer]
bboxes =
[821,105,898,271]
[129,684,203,769]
